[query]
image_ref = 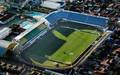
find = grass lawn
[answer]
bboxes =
[42,29,99,67]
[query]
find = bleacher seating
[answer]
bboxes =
[45,10,108,28]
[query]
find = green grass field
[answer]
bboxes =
[22,21,101,68]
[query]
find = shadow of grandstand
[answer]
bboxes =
[22,30,66,64]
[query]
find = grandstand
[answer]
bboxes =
[20,10,108,69]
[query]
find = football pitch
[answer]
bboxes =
[22,20,101,68]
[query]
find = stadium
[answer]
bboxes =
[0,0,120,75]
[19,10,109,70]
